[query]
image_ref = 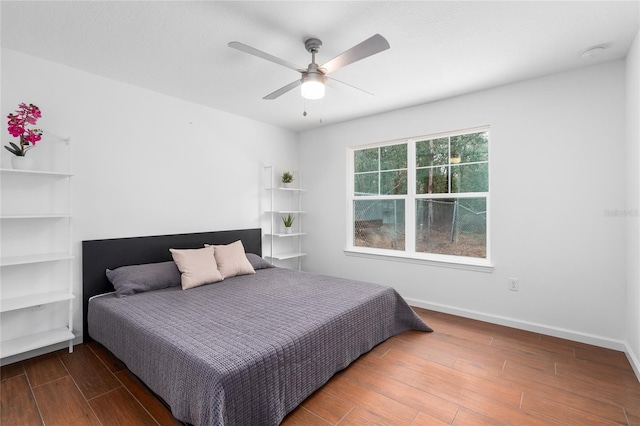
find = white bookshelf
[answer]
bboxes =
[263,166,306,270]
[0,133,75,359]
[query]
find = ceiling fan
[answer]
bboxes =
[228,34,390,100]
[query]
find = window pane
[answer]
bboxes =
[354,172,379,195]
[354,148,378,173]
[415,197,486,258]
[354,199,405,250]
[416,138,448,167]
[416,166,449,194]
[451,163,489,193]
[380,144,407,170]
[451,131,489,163]
[381,170,407,195]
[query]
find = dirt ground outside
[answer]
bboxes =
[355,224,486,258]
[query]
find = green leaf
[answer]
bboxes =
[4,144,23,156]
[281,214,295,227]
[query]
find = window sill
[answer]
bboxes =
[344,247,494,273]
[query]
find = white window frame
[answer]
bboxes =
[346,126,493,272]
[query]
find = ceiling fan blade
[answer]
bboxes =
[326,76,374,96]
[319,34,390,74]
[228,41,303,72]
[263,80,301,100]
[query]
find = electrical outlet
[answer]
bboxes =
[508,278,519,291]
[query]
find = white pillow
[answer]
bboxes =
[169,246,223,290]
[208,240,256,279]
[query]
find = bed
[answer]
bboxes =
[82,228,431,426]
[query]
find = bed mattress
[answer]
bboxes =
[88,267,431,425]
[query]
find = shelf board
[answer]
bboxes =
[1,213,71,219]
[265,232,306,238]
[265,252,307,260]
[265,187,306,192]
[267,210,307,214]
[1,252,74,266]
[0,168,72,177]
[1,291,74,313]
[0,327,74,359]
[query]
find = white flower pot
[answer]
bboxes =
[11,156,34,170]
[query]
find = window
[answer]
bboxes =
[349,127,490,266]
[354,144,407,251]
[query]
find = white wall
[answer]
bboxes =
[1,48,298,363]
[626,31,640,377]
[299,61,628,349]
[2,45,636,372]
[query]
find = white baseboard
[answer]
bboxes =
[624,342,640,382]
[407,297,630,353]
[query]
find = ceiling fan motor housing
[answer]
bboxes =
[302,68,326,84]
[304,38,323,54]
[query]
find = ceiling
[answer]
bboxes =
[2,1,639,133]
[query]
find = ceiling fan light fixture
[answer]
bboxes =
[229,34,389,101]
[301,72,326,100]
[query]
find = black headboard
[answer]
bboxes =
[82,228,261,341]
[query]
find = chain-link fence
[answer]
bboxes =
[354,199,405,250]
[416,198,486,257]
[354,198,486,257]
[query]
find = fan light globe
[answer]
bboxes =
[301,72,326,100]
[301,81,325,99]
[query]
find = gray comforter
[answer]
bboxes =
[88,267,431,426]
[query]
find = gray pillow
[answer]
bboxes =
[245,253,274,270]
[106,261,181,297]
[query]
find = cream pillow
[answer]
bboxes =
[208,240,256,279]
[169,246,223,290]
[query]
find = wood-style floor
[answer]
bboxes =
[2,308,639,425]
